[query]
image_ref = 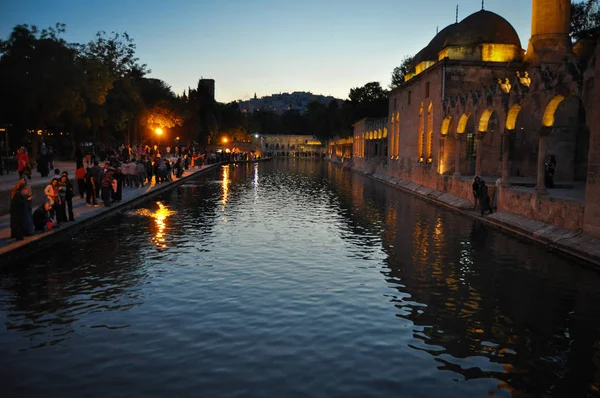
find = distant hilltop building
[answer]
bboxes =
[199,78,215,100]
[238,91,341,114]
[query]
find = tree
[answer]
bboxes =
[390,55,414,89]
[347,82,389,124]
[571,0,600,41]
[0,24,93,155]
[82,31,148,80]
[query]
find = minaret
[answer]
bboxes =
[526,0,573,63]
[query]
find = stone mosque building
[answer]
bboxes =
[330,0,600,240]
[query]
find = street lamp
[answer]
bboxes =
[155,128,163,155]
[222,137,228,144]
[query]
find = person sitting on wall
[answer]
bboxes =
[33,202,57,232]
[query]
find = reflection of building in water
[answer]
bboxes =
[261,135,325,157]
[325,166,600,396]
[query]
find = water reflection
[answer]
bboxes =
[221,165,230,208]
[133,202,176,249]
[2,159,600,398]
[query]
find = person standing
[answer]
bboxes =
[75,164,86,199]
[21,179,34,236]
[101,166,115,207]
[85,167,98,207]
[61,173,75,221]
[472,176,481,209]
[17,147,31,180]
[545,154,557,188]
[478,180,493,217]
[10,180,27,240]
[90,161,103,200]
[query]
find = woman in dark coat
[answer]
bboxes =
[10,180,27,240]
[478,180,493,217]
[472,176,481,209]
[21,179,34,236]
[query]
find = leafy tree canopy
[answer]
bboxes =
[390,55,414,90]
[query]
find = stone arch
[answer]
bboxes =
[418,103,425,161]
[478,108,494,132]
[477,108,502,176]
[440,116,452,136]
[506,104,522,131]
[542,95,566,127]
[394,111,400,159]
[426,102,434,162]
[438,116,454,175]
[456,113,476,175]
[457,112,472,134]
[547,96,589,181]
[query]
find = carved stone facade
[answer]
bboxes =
[347,1,600,238]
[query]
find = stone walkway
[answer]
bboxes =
[372,172,600,266]
[0,164,219,263]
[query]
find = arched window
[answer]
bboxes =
[389,115,395,159]
[395,111,400,159]
[426,102,433,162]
[418,103,424,161]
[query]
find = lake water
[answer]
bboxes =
[1,159,600,398]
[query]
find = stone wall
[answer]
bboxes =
[583,42,600,238]
[499,188,585,231]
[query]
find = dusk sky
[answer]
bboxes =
[2,0,532,103]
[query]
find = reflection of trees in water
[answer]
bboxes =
[378,190,600,397]
[0,214,150,350]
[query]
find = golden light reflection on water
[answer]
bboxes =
[134,202,176,248]
[221,165,230,209]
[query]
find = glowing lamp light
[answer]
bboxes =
[155,128,163,135]
[222,137,228,143]
[254,134,259,138]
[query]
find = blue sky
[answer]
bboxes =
[1,0,532,102]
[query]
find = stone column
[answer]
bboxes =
[453,133,462,177]
[501,129,512,187]
[534,127,550,195]
[475,131,485,177]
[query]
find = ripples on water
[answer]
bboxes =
[1,159,600,398]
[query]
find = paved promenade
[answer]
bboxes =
[0,163,220,263]
[371,171,600,267]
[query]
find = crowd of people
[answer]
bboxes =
[9,143,208,241]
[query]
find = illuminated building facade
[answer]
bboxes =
[351,1,600,238]
[261,135,325,157]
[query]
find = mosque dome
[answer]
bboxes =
[443,10,522,48]
[410,23,460,69]
[405,10,523,82]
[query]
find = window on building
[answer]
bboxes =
[418,103,424,161]
[426,102,433,162]
[393,98,397,110]
[425,82,430,98]
[466,132,477,162]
